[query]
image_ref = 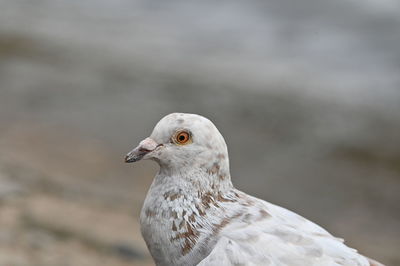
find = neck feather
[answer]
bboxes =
[140,165,237,265]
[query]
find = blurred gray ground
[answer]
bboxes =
[0,0,400,265]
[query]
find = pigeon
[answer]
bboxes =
[125,113,384,266]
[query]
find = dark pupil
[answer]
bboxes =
[179,135,186,141]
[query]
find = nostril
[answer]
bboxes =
[138,143,163,153]
[139,148,151,153]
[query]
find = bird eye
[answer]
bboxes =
[174,130,191,145]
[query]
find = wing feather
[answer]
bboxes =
[199,199,372,266]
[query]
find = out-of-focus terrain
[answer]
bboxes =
[0,0,399,265]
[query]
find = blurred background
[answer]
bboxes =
[0,0,399,265]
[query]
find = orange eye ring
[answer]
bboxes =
[174,131,191,145]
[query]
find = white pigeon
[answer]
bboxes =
[125,113,384,266]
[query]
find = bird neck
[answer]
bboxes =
[157,163,233,193]
[140,167,238,265]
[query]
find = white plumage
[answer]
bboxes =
[125,113,383,266]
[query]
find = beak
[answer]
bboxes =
[124,138,160,163]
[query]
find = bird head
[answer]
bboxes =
[125,113,230,180]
